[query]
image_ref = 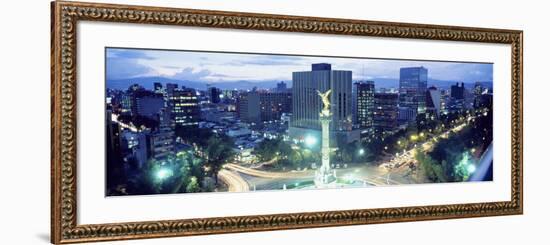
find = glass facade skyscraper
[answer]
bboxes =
[290,63,352,131]
[398,67,428,119]
[355,81,375,130]
[168,88,200,127]
[289,63,358,144]
[373,93,399,136]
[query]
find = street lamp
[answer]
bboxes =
[358,149,365,156]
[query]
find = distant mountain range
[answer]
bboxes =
[107,76,492,91]
[369,78,492,90]
[107,77,282,91]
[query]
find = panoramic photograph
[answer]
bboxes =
[105,47,494,196]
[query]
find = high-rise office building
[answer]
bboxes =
[478,93,493,109]
[276,81,288,92]
[153,82,163,94]
[168,87,200,128]
[120,130,148,169]
[153,82,167,107]
[398,67,428,121]
[128,84,143,92]
[236,92,261,124]
[106,109,123,188]
[451,82,465,100]
[448,82,466,113]
[132,91,165,120]
[426,86,442,117]
[373,93,399,136]
[355,81,375,129]
[166,83,178,97]
[106,109,122,168]
[398,107,417,123]
[121,84,164,120]
[440,89,450,115]
[473,82,484,108]
[120,93,133,114]
[473,82,493,110]
[237,91,291,124]
[120,84,146,115]
[464,87,475,109]
[147,109,175,161]
[259,92,292,122]
[222,89,238,101]
[208,86,222,104]
[290,63,358,144]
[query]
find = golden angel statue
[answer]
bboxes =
[317,89,332,117]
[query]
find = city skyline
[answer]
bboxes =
[106,48,493,84]
[105,49,493,196]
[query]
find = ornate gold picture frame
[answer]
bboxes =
[51,1,523,243]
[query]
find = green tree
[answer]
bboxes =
[254,138,293,163]
[175,126,214,147]
[186,176,201,193]
[254,139,279,162]
[205,135,236,184]
[278,140,293,158]
[416,151,446,182]
[143,159,179,194]
[288,149,304,168]
[338,141,361,163]
[171,152,193,193]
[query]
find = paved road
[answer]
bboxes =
[218,169,250,192]
[224,163,312,179]
[382,122,468,171]
[220,114,478,192]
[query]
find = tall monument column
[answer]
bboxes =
[315,90,337,187]
[320,114,331,174]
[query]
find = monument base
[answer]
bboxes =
[314,168,337,188]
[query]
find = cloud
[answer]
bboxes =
[428,63,493,83]
[161,65,182,69]
[209,73,233,78]
[106,48,158,80]
[106,58,155,80]
[105,48,492,84]
[107,49,156,60]
[350,59,493,83]
[171,68,213,81]
[227,55,305,66]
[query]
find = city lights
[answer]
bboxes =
[105,48,493,197]
[305,135,317,147]
[156,168,173,181]
[343,174,354,182]
[467,164,476,174]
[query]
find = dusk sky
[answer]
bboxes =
[106,48,493,83]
